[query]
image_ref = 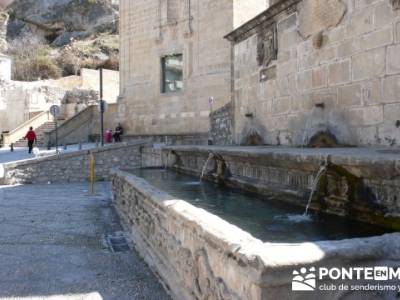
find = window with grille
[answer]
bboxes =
[161,54,183,93]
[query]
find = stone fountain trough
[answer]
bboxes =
[111,145,400,299]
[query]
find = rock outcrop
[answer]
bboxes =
[3,0,119,80]
[6,0,118,43]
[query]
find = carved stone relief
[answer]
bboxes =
[257,24,277,67]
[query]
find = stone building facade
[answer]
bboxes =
[118,0,266,138]
[226,0,400,147]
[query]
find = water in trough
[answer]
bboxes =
[132,168,390,243]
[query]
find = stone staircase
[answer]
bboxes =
[13,120,64,147]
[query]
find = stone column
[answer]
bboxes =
[0,9,11,80]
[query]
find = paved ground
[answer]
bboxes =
[0,144,98,164]
[0,182,170,300]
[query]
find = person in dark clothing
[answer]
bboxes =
[24,127,37,154]
[113,123,124,142]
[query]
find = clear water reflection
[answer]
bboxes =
[131,168,390,243]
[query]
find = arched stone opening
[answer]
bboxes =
[241,131,264,146]
[307,131,339,148]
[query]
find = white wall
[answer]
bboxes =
[0,55,11,80]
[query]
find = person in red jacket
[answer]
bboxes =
[24,127,37,154]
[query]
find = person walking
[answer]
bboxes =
[24,127,37,154]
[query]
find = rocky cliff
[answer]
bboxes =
[1,0,119,81]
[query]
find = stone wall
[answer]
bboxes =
[164,145,400,230]
[209,102,234,145]
[111,169,269,300]
[45,103,119,146]
[118,0,265,136]
[124,133,209,146]
[0,142,145,185]
[0,67,118,134]
[141,146,163,168]
[0,80,66,133]
[227,0,400,147]
[112,168,400,299]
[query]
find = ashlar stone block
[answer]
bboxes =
[352,47,385,81]
[383,75,400,103]
[387,44,400,75]
[363,105,383,125]
[329,60,351,85]
[338,84,362,107]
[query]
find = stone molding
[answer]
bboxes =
[225,0,301,43]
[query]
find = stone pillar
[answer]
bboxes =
[0,9,8,53]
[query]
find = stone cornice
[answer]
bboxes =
[224,0,301,43]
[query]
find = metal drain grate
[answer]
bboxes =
[104,232,130,253]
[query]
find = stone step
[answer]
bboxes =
[11,120,66,147]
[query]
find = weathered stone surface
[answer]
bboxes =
[0,9,8,52]
[347,5,374,36]
[62,88,99,105]
[209,102,233,145]
[0,142,145,185]
[396,21,400,42]
[298,0,347,38]
[230,0,400,147]
[387,44,400,75]
[359,26,392,51]
[338,83,362,107]
[119,0,265,137]
[7,0,118,41]
[353,47,386,81]
[328,59,351,85]
[383,74,400,103]
[362,105,383,125]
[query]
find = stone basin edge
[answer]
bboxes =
[111,168,400,270]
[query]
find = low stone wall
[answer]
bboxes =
[112,169,400,299]
[141,146,163,168]
[124,133,209,146]
[209,102,234,145]
[163,146,400,230]
[0,142,146,185]
[45,104,119,146]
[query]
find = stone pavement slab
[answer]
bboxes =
[0,182,170,300]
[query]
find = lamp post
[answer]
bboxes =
[99,68,104,147]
